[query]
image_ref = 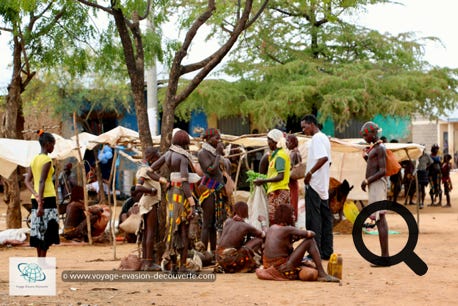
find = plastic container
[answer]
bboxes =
[327,253,343,280]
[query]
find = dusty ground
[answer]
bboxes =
[0,174,457,306]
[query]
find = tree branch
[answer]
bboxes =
[181,0,264,75]
[272,7,310,21]
[221,0,267,33]
[315,18,328,27]
[55,19,98,54]
[111,6,138,81]
[77,0,113,15]
[256,44,285,65]
[34,6,67,37]
[245,0,269,29]
[177,0,216,65]
[33,1,53,21]
[0,27,13,32]
[27,1,54,34]
[20,36,31,78]
[174,0,254,104]
[137,0,152,20]
[21,71,36,92]
[167,0,217,100]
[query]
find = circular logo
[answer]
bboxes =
[352,200,428,276]
[18,263,46,282]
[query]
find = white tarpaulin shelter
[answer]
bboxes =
[71,132,98,155]
[0,133,87,178]
[222,134,424,201]
[86,126,139,150]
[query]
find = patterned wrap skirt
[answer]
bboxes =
[30,197,60,251]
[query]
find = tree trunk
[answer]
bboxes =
[111,7,153,153]
[159,97,176,153]
[3,172,22,229]
[0,40,26,228]
[132,79,152,153]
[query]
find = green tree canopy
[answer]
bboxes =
[177,0,458,131]
[0,0,97,228]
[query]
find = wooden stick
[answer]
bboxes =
[73,113,92,244]
[110,149,118,260]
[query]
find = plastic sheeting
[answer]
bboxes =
[247,186,269,230]
[86,126,139,150]
[0,133,87,178]
[222,134,424,201]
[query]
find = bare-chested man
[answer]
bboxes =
[256,204,339,282]
[198,128,232,257]
[360,121,389,259]
[150,130,198,272]
[216,201,266,273]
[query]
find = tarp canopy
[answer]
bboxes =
[86,126,140,150]
[323,138,424,200]
[1,127,424,201]
[71,132,98,154]
[0,133,85,178]
[221,134,424,201]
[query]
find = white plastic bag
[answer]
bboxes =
[0,228,29,245]
[247,186,269,230]
[295,198,306,229]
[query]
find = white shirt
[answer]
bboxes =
[306,131,331,200]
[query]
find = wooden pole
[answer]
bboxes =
[109,148,119,260]
[73,112,92,244]
[404,148,420,228]
[234,151,244,193]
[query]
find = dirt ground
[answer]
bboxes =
[1,174,457,306]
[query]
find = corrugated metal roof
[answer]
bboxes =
[439,107,458,122]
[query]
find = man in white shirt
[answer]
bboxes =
[301,114,333,260]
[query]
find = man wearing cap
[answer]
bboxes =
[360,121,389,260]
[254,129,291,226]
[301,114,333,260]
[198,128,232,257]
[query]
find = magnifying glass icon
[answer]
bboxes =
[352,200,428,276]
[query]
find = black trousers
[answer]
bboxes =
[305,186,334,259]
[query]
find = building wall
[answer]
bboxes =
[438,121,458,158]
[412,117,437,150]
[189,110,208,137]
[218,115,250,135]
[323,115,411,141]
[411,114,458,166]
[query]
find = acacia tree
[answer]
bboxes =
[158,0,268,151]
[74,0,267,151]
[0,0,95,228]
[77,0,166,153]
[177,0,458,131]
